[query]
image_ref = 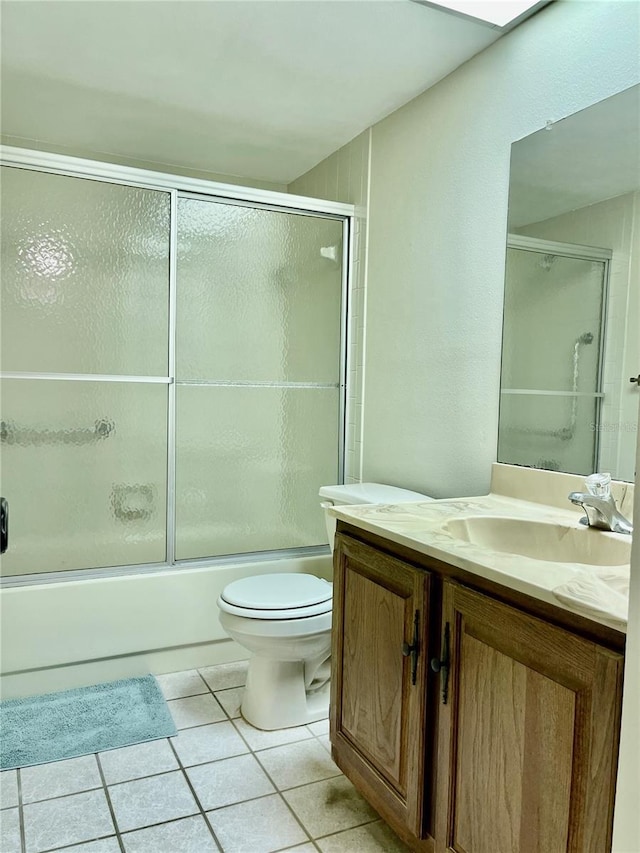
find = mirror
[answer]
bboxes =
[498,85,640,483]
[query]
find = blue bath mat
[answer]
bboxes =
[0,675,177,770]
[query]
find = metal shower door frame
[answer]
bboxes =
[0,146,354,586]
[504,233,612,473]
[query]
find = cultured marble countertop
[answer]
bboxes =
[329,491,630,633]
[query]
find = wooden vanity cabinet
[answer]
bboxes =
[331,529,625,853]
[435,583,624,853]
[330,533,437,850]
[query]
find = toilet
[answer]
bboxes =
[319,482,434,555]
[217,482,432,730]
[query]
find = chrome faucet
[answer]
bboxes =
[568,491,633,535]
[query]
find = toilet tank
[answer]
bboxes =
[319,482,433,553]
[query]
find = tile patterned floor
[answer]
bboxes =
[0,662,410,853]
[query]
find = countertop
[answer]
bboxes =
[329,487,631,633]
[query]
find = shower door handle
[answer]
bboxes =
[0,498,7,554]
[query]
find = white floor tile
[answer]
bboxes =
[23,789,114,853]
[280,846,316,852]
[283,776,377,838]
[121,815,218,853]
[317,734,332,754]
[0,770,19,809]
[207,793,307,853]
[233,718,313,752]
[156,670,208,700]
[316,820,411,852]
[187,753,274,811]
[168,694,227,729]
[51,838,122,853]
[0,807,21,853]
[99,739,178,785]
[108,771,198,833]
[199,661,248,692]
[307,719,330,737]
[256,739,340,790]
[171,721,248,767]
[21,755,102,804]
[214,686,244,719]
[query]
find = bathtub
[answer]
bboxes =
[0,550,332,699]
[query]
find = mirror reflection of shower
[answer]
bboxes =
[498,237,608,476]
[566,331,595,440]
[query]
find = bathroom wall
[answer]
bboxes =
[288,129,371,484]
[516,192,640,482]
[289,4,639,843]
[291,1,639,500]
[362,0,639,499]
[0,134,287,192]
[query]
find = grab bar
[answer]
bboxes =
[0,418,115,446]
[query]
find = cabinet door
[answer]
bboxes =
[435,583,624,853]
[331,534,433,842]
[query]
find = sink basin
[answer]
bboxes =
[441,516,631,566]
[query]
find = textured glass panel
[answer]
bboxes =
[176,199,343,382]
[498,249,605,472]
[0,380,168,576]
[175,385,339,560]
[501,250,605,392]
[497,393,598,476]
[1,167,170,375]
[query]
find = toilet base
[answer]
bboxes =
[241,655,331,731]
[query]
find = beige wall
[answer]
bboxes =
[362,0,639,500]
[289,1,639,845]
[289,129,371,483]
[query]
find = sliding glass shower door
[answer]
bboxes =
[0,165,346,579]
[498,244,607,475]
[0,167,171,577]
[175,198,343,560]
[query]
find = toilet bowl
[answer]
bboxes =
[217,573,333,730]
[217,482,433,731]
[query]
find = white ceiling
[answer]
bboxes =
[0,0,503,184]
[509,84,640,227]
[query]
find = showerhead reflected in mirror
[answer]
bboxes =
[498,85,640,482]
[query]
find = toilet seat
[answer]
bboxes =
[218,573,332,620]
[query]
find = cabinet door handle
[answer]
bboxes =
[402,610,420,686]
[430,622,450,704]
[0,497,7,555]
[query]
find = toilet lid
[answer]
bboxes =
[220,573,332,611]
[218,573,332,620]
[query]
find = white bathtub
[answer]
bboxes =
[0,552,332,699]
